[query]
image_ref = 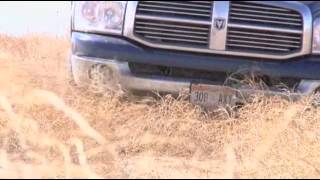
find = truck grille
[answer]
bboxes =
[136,1,212,21]
[227,1,303,55]
[129,1,309,59]
[229,1,302,29]
[134,1,212,48]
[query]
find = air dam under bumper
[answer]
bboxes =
[71,32,320,97]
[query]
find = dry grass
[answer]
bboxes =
[0,34,320,178]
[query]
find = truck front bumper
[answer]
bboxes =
[70,32,320,99]
[71,55,190,94]
[72,55,308,102]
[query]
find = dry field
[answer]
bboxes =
[0,34,320,178]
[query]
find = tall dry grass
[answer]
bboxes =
[0,34,320,178]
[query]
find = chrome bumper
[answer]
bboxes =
[71,55,190,94]
[71,55,320,100]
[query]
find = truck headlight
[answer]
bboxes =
[313,17,320,54]
[73,1,126,35]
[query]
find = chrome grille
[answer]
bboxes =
[126,1,312,60]
[227,27,302,54]
[134,19,210,47]
[134,1,212,48]
[229,1,302,29]
[227,1,303,54]
[136,1,212,20]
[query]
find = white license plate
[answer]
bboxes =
[190,83,239,108]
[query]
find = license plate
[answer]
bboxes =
[190,83,240,108]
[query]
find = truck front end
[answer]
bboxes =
[69,1,320,107]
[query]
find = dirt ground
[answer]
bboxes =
[0,34,320,178]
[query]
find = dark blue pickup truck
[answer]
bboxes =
[69,1,320,107]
